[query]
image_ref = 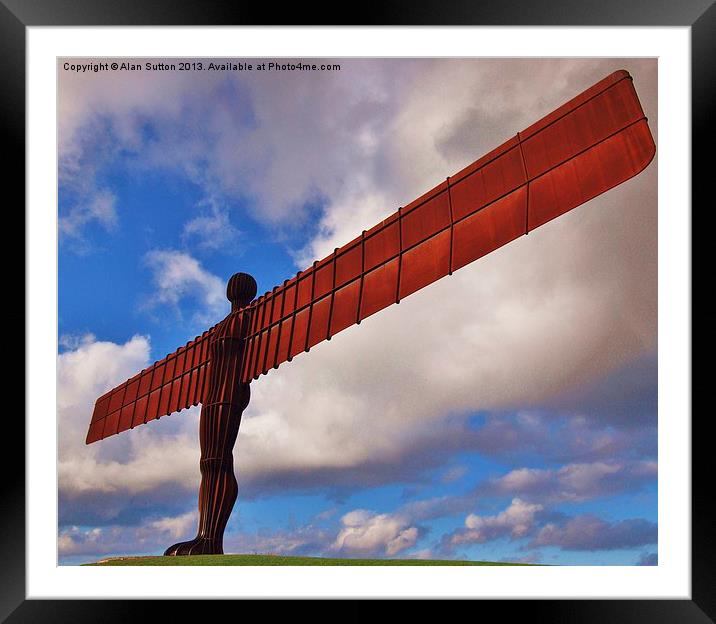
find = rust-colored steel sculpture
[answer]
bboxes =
[85,70,656,556]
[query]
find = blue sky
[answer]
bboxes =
[57,58,657,566]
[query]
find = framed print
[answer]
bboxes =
[10,0,708,620]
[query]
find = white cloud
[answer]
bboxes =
[59,510,198,557]
[149,510,198,540]
[483,461,658,503]
[142,249,226,322]
[58,334,201,503]
[59,187,118,245]
[332,510,419,557]
[58,526,105,556]
[182,196,242,251]
[531,515,657,551]
[442,466,468,484]
[57,333,149,423]
[223,525,332,558]
[59,332,96,351]
[452,498,543,545]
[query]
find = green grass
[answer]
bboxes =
[85,554,534,566]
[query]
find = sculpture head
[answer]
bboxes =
[227,272,257,310]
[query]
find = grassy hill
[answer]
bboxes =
[86,554,532,566]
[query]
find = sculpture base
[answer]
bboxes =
[164,536,223,556]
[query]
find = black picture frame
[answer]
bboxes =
[8,0,708,620]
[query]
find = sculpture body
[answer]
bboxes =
[164,274,256,556]
[84,71,656,556]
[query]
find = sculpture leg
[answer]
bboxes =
[164,385,250,556]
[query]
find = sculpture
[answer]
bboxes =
[84,70,656,555]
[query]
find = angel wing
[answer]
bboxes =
[238,70,655,382]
